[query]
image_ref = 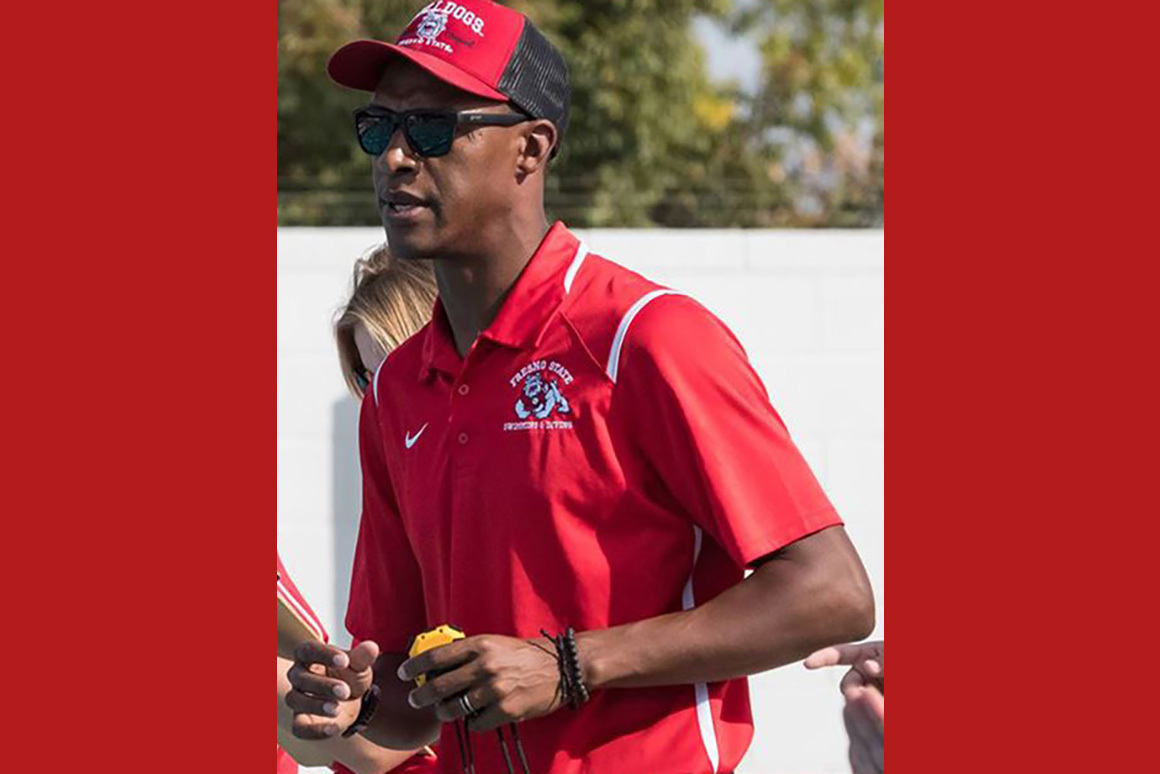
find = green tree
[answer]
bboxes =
[733,0,884,226]
[508,0,738,226]
[276,0,884,227]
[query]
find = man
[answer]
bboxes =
[287,2,875,772]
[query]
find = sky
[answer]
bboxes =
[692,9,763,95]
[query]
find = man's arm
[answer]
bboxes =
[402,524,873,730]
[579,295,875,687]
[358,651,441,750]
[578,524,874,688]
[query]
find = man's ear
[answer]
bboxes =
[516,119,558,176]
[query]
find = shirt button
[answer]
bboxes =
[457,384,470,396]
[458,432,469,445]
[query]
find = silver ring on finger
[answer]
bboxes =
[459,694,476,717]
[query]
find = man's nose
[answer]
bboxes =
[375,127,417,176]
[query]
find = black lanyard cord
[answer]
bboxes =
[496,726,516,774]
[453,719,475,774]
[510,723,531,774]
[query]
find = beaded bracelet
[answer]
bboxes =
[541,627,590,709]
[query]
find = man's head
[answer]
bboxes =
[327,1,570,260]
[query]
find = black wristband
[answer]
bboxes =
[341,683,381,738]
[560,627,590,708]
[541,626,590,709]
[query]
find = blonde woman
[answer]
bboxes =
[335,247,438,398]
[277,246,437,774]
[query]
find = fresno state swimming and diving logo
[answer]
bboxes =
[399,2,487,54]
[505,360,575,431]
[414,8,448,44]
[516,372,570,419]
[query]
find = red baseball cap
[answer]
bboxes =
[328,0,570,140]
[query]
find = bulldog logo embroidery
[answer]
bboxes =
[505,360,575,431]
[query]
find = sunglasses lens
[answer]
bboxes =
[357,113,397,156]
[407,114,456,157]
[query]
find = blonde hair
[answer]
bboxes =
[335,245,438,398]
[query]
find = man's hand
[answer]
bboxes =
[843,684,884,774]
[398,634,561,733]
[804,640,883,694]
[287,640,381,739]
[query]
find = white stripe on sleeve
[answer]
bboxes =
[605,289,687,383]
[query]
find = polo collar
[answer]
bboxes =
[420,222,589,381]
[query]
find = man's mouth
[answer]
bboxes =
[382,191,429,216]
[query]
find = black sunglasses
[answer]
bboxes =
[354,367,373,394]
[354,106,532,158]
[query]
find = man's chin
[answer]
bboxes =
[383,228,436,261]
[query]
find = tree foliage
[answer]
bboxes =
[277,0,883,227]
[737,0,884,226]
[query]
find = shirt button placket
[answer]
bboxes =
[448,370,475,620]
[453,381,469,444]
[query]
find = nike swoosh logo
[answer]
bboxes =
[404,423,428,449]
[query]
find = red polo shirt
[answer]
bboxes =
[347,222,841,774]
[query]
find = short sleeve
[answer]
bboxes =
[344,391,427,652]
[615,295,841,567]
[277,552,328,642]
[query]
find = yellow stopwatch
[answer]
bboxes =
[407,624,466,686]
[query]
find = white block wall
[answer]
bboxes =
[277,228,883,774]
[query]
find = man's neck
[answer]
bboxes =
[434,214,551,357]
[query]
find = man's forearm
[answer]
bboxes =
[358,652,442,750]
[578,526,875,690]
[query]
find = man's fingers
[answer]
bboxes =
[288,663,353,701]
[855,659,884,693]
[433,683,502,723]
[840,667,866,692]
[348,640,381,673]
[804,645,845,669]
[843,693,875,746]
[805,641,883,671]
[464,696,509,734]
[848,734,881,774]
[398,638,475,682]
[409,661,482,709]
[848,685,884,729]
[861,684,885,721]
[290,710,344,740]
[285,686,343,720]
[843,687,884,754]
[294,640,349,670]
[845,689,884,773]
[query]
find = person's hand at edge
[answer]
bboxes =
[287,640,380,739]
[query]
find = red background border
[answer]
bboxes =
[6,0,1152,771]
[5,1,270,770]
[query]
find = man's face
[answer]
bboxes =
[371,59,520,260]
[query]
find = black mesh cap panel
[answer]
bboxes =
[497,20,571,155]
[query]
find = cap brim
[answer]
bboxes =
[327,40,507,102]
